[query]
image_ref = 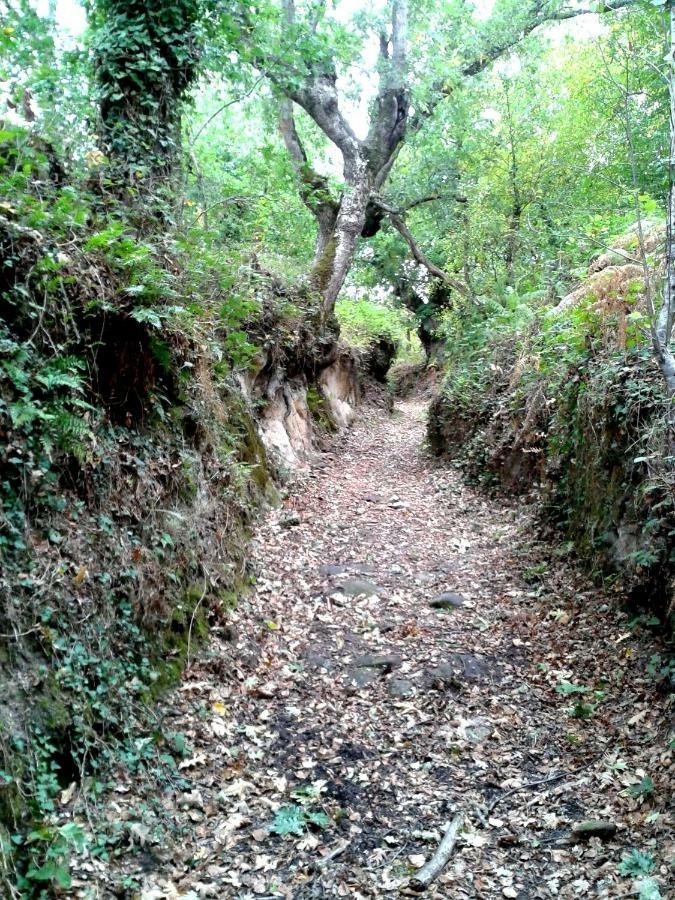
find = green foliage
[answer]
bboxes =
[336,297,421,360]
[618,849,656,877]
[356,5,667,343]
[555,682,591,696]
[0,94,276,896]
[637,879,662,900]
[91,0,203,177]
[2,0,673,894]
[269,804,330,837]
[569,700,596,720]
[428,214,673,613]
[628,776,656,801]
[12,821,86,893]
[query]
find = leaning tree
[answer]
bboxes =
[225,0,634,313]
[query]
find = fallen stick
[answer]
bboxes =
[406,811,464,893]
[313,839,350,870]
[486,772,565,816]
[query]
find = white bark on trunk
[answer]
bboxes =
[322,155,372,309]
[656,1,675,396]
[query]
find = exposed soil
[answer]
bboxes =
[68,401,673,899]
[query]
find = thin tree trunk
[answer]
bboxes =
[621,5,675,397]
[658,0,675,396]
[322,158,372,310]
[503,80,522,288]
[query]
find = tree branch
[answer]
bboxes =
[367,0,410,173]
[402,192,467,211]
[232,0,361,159]
[391,0,408,90]
[188,76,264,147]
[382,206,471,299]
[289,77,362,159]
[410,0,636,132]
[308,0,325,33]
[278,96,339,223]
[462,1,635,78]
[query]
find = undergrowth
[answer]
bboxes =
[428,225,674,621]
[0,124,303,895]
[336,296,422,362]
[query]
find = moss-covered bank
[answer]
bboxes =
[0,129,300,893]
[427,232,674,623]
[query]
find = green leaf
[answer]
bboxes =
[130,307,163,328]
[270,805,306,836]
[58,821,86,848]
[638,878,661,900]
[569,700,595,719]
[555,681,590,695]
[306,811,330,828]
[618,849,656,877]
[26,862,56,881]
[53,865,72,889]
[628,776,655,799]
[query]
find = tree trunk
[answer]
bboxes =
[93,0,200,185]
[652,0,675,397]
[321,157,373,309]
[503,80,522,288]
[659,1,675,395]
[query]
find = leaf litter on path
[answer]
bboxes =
[64,401,673,899]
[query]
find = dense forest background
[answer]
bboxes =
[0,0,673,895]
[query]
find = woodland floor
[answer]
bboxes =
[69,401,673,899]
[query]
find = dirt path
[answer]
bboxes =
[77,401,672,899]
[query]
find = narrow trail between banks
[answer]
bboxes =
[82,401,672,899]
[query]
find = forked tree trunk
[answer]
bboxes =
[268,0,636,315]
[274,0,409,313]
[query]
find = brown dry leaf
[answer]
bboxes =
[57,402,672,900]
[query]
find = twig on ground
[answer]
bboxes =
[186,577,209,670]
[486,772,566,816]
[312,839,351,870]
[406,810,464,893]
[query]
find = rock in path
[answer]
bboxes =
[388,678,415,698]
[353,653,402,672]
[338,578,380,596]
[429,591,465,610]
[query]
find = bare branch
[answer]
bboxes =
[402,192,467,211]
[407,812,465,893]
[278,97,339,222]
[372,192,464,215]
[383,207,471,299]
[185,195,263,230]
[188,77,264,147]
